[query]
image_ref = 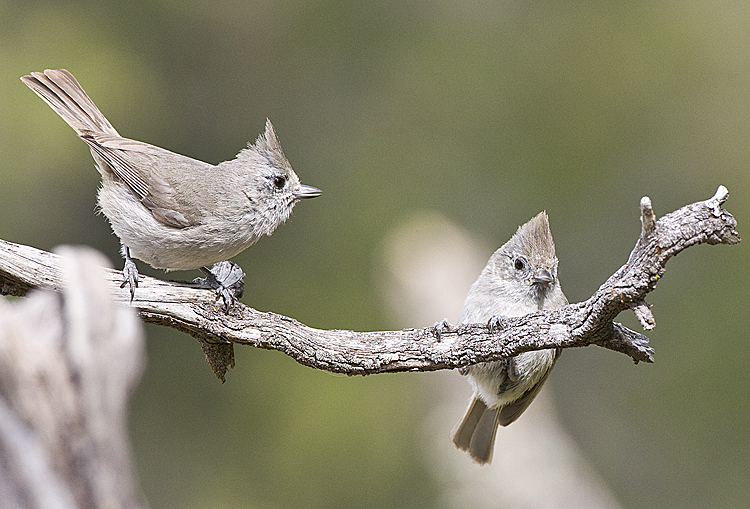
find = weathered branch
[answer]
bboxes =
[0,186,739,381]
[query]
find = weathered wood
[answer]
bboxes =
[0,187,739,381]
[0,247,146,509]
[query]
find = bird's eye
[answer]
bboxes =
[513,258,525,271]
[272,175,286,189]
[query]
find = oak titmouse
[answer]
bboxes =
[21,69,320,303]
[450,211,568,464]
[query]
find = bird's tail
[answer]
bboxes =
[21,69,119,137]
[450,396,500,465]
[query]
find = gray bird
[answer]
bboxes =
[450,211,568,464]
[21,69,320,304]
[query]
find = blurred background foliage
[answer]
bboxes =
[1,1,748,507]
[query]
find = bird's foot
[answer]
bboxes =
[119,247,139,302]
[433,318,453,341]
[487,314,508,334]
[193,261,245,310]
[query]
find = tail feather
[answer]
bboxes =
[469,405,500,465]
[450,396,500,465]
[451,396,486,451]
[21,69,118,137]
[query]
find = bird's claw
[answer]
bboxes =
[193,261,245,311]
[433,318,453,341]
[120,255,139,302]
[487,314,507,333]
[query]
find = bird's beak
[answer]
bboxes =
[294,184,322,199]
[533,268,554,284]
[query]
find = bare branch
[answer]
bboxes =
[630,300,655,331]
[0,187,740,380]
[640,196,656,237]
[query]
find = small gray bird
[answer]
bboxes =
[450,211,568,465]
[21,69,320,303]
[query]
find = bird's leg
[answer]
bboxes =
[487,314,508,334]
[120,246,139,302]
[192,261,245,310]
[433,318,453,341]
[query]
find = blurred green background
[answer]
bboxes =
[2,1,748,508]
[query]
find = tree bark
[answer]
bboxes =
[0,186,740,381]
